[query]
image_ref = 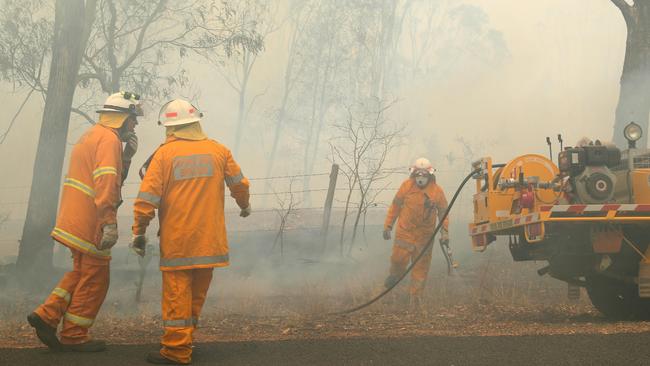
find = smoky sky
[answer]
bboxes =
[0,0,629,257]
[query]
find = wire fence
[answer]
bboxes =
[0,164,471,246]
[0,165,415,205]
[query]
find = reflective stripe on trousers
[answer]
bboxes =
[163,317,199,328]
[160,255,229,268]
[52,287,71,304]
[64,312,94,328]
[394,240,417,252]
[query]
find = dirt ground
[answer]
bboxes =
[4,292,650,349]
[2,232,650,352]
[4,332,650,366]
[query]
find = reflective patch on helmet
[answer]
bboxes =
[172,154,214,181]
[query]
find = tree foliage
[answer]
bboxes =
[0,0,51,94]
[0,0,264,130]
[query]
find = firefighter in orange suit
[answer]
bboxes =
[383,158,449,301]
[130,99,250,365]
[28,92,143,352]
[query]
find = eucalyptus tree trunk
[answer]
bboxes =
[17,0,91,281]
[611,0,650,148]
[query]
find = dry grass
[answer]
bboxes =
[1,238,646,349]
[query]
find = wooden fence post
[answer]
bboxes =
[320,164,339,245]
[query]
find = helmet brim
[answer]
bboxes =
[96,104,144,117]
[161,117,202,127]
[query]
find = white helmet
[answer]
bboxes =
[410,157,435,176]
[158,99,203,127]
[96,91,144,116]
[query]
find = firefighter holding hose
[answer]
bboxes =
[383,158,451,305]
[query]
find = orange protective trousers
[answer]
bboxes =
[34,248,109,344]
[389,241,433,296]
[160,268,213,364]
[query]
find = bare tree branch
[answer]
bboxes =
[117,0,167,73]
[81,55,110,92]
[76,72,105,87]
[271,179,300,256]
[0,88,35,144]
[71,107,95,125]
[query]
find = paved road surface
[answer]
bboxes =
[3,332,650,365]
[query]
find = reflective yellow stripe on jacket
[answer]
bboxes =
[136,191,161,207]
[52,227,110,257]
[63,177,95,197]
[159,255,229,269]
[93,166,118,179]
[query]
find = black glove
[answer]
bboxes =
[122,132,138,162]
[130,235,147,257]
[383,227,392,240]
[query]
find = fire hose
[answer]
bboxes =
[331,168,479,315]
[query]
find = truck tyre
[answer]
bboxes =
[586,275,650,320]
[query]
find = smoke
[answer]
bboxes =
[0,0,629,321]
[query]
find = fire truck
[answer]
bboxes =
[469,122,650,319]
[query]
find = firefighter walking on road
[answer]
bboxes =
[130,99,250,365]
[383,158,450,304]
[28,92,143,352]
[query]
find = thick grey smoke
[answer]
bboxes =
[0,0,628,319]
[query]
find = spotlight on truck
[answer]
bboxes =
[624,122,643,149]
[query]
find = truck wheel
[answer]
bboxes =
[586,275,650,320]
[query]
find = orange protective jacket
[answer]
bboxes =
[133,137,250,271]
[384,178,449,245]
[51,124,123,260]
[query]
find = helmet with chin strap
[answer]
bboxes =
[96,91,144,116]
[410,157,435,188]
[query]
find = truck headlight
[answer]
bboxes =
[624,122,643,147]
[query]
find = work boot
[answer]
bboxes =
[408,295,422,311]
[61,339,107,352]
[146,351,190,365]
[27,312,61,350]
